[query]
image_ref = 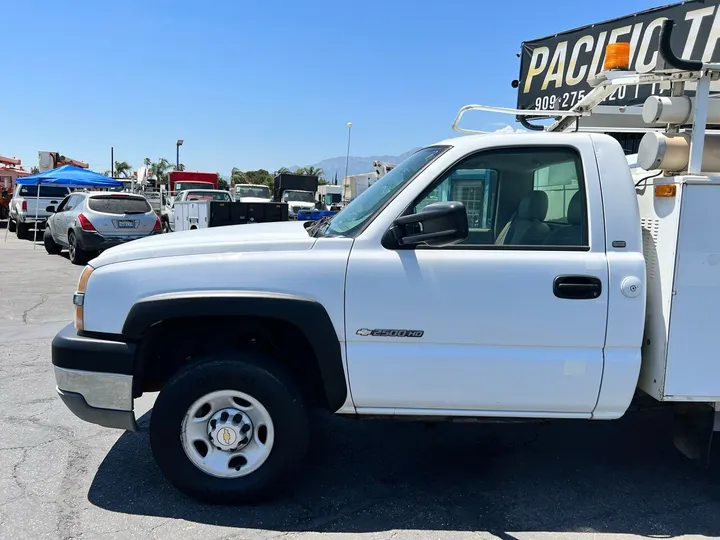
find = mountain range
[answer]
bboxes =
[284,149,419,182]
[283,126,523,181]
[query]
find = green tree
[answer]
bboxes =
[30,166,40,174]
[245,169,274,188]
[296,165,324,179]
[218,177,229,190]
[150,158,173,185]
[114,161,132,178]
[230,167,248,185]
[174,163,186,171]
[276,167,291,174]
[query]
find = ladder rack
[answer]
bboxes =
[452,20,720,175]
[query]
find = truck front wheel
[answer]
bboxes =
[149,355,309,504]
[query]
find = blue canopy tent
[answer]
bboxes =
[5,165,123,247]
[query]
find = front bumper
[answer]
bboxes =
[52,323,138,431]
[74,227,160,251]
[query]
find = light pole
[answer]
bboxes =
[343,122,352,186]
[176,139,183,170]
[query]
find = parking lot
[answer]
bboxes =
[2,228,720,540]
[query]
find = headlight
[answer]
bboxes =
[74,265,94,331]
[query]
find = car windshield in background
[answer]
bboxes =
[18,186,70,198]
[324,146,450,237]
[176,182,214,191]
[283,190,315,203]
[237,187,270,198]
[186,191,231,202]
[88,195,152,215]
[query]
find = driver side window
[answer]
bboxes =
[410,146,588,249]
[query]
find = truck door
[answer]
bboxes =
[344,142,609,415]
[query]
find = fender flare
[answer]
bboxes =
[122,291,347,411]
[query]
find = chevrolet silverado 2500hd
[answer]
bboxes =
[51,21,720,503]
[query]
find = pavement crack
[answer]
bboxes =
[22,294,49,324]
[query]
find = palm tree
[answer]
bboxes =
[277,167,291,174]
[297,166,324,178]
[114,161,132,178]
[151,158,173,185]
[143,157,152,168]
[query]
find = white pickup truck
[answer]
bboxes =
[160,188,233,232]
[50,23,720,504]
[8,185,72,239]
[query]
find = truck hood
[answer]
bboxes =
[288,201,315,207]
[237,197,273,203]
[90,221,316,268]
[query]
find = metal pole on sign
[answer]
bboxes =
[33,181,40,249]
[111,147,114,178]
[3,181,9,242]
[3,205,8,242]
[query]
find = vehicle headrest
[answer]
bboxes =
[517,190,548,221]
[567,192,583,225]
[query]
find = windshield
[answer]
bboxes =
[282,190,315,203]
[324,193,342,204]
[325,146,449,237]
[176,181,214,191]
[18,185,71,198]
[236,186,270,199]
[186,191,231,202]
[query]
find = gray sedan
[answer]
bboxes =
[44,191,161,265]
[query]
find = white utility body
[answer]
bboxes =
[50,20,720,503]
[161,188,232,232]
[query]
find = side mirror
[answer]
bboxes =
[45,205,56,213]
[391,201,469,247]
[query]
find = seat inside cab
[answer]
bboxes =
[417,146,585,247]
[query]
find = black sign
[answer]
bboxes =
[516,0,720,113]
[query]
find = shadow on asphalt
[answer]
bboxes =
[88,408,720,536]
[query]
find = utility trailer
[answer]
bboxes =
[174,199,288,231]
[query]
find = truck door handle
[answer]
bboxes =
[553,275,602,300]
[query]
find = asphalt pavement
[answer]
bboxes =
[2,225,720,540]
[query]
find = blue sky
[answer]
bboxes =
[2,0,662,175]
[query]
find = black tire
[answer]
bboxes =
[149,355,309,504]
[16,221,28,240]
[8,219,16,233]
[43,229,62,255]
[68,231,90,265]
[161,219,171,233]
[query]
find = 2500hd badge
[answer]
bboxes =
[356,328,425,337]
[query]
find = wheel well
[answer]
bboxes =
[136,316,329,409]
